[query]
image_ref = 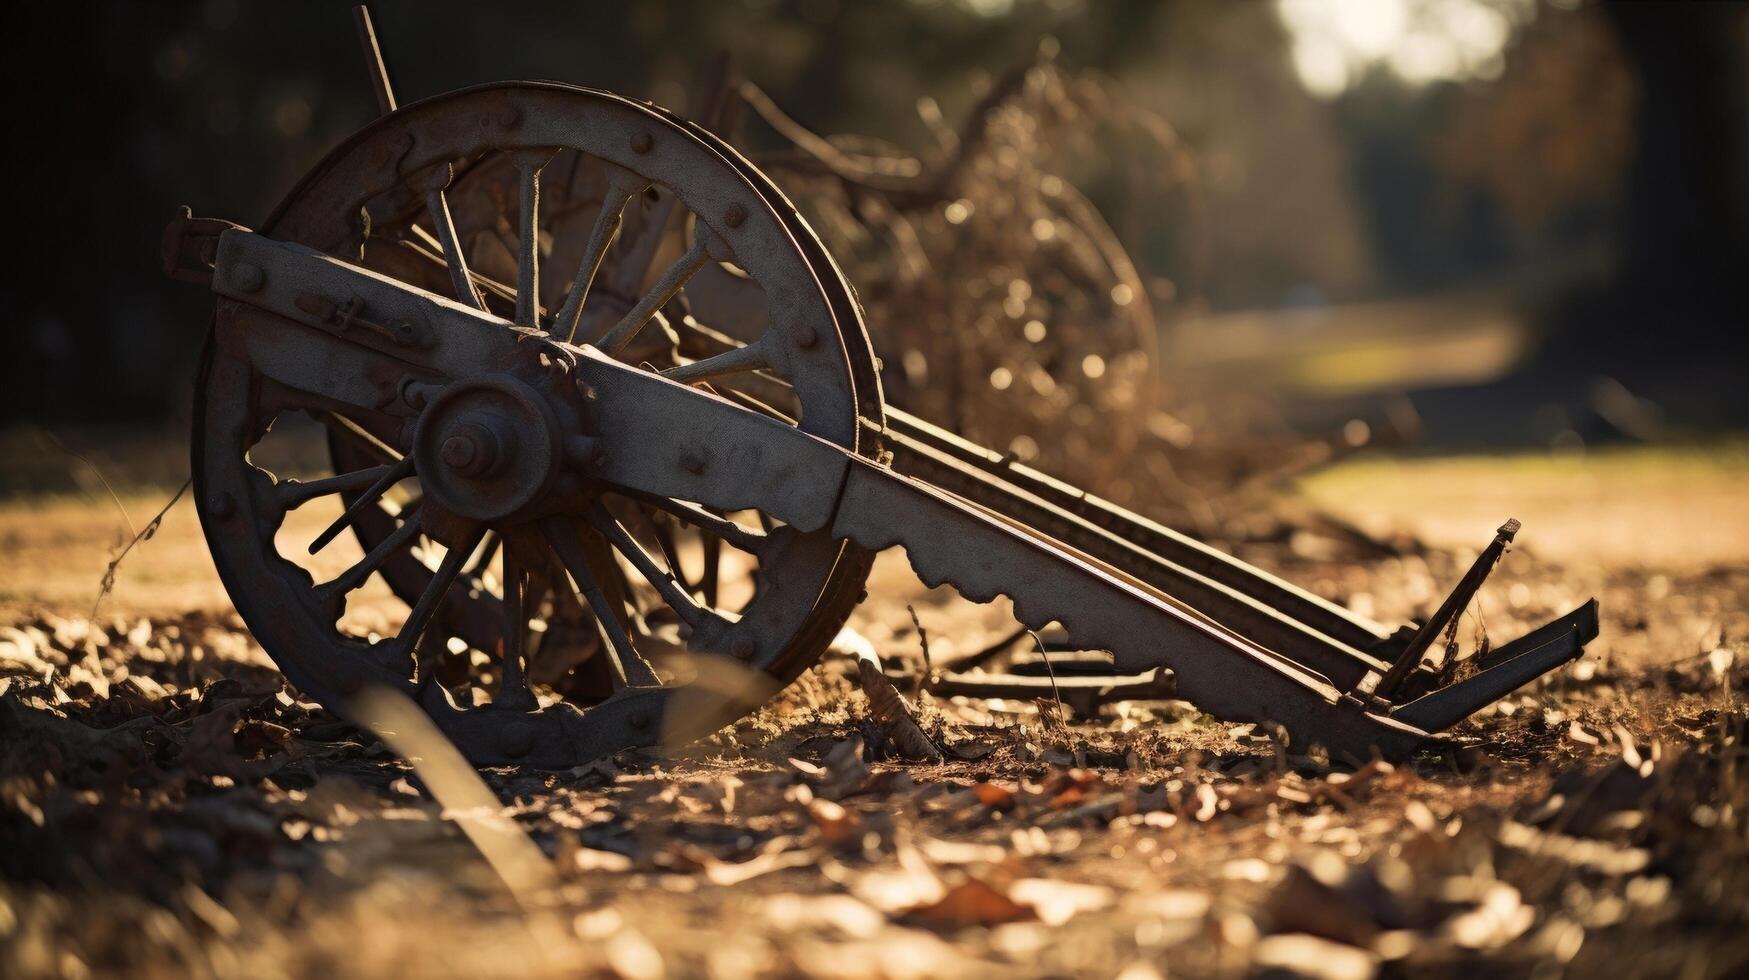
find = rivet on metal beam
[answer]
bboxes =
[630,131,653,153]
[723,204,746,228]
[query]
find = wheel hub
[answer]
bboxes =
[413,374,565,522]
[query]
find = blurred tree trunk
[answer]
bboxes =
[1605,1,1749,348]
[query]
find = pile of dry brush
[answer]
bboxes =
[738,50,1372,539]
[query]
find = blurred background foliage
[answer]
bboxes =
[3,0,1744,469]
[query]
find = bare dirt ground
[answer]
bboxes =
[3,442,1748,978]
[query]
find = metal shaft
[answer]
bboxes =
[353,5,397,116]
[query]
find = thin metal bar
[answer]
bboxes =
[316,508,423,600]
[322,413,402,464]
[352,5,397,116]
[698,531,720,608]
[1391,610,1590,732]
[882,421,1389,690]
[556,171,645,343]
[275,463,397,510]
[424,173,489,312]
[643,509,690,590]
[881,405,1395,651]
[586,504,704,625]
[605,186,680,302]
[404,226,519,305]
[514,155,544,327]
[467,530,503,581]
[1372,519,1520,699]
[495,544,536,710]
[389,524,485,676]
[542,519,661,687]
[596,238,710,354]
[612,490,768,555]
[660,342,771,385]
[307,454,414,554]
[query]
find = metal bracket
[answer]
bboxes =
[161,209,245,285]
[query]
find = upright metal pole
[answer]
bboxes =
[353,5,397,116]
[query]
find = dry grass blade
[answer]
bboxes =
[349,685,558,906]
[1027,628,1067,727]
[847,635,942,762]
[660,651,784,752]
[92,477,191,620]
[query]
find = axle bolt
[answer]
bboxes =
[442,435,479,470]
[440,420,507,478]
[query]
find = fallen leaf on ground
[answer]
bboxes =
[902,876,1036,928]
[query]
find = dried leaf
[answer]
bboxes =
[903,876,1036,928]
[808,798,864,848]
[972,781,1017,810]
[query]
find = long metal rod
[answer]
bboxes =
[883,407,1395,651]
[884,424,1389,691]
[514,152,551,327]
[1371,519,1520,698]
[352,5,397,115]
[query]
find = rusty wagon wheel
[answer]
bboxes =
[192,82,882,766]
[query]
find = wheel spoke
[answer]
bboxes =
[643,508,691,589]
[495,543,537,710]
[596,237,711,355]
[466,530,503,583]
[585,503,704,626]
[275,463,398,510]
[388,523,485,678]
[423,162,489,312]
[699,531,722,609]
[307,454,414,554]
[315,506,423,605]
[612,489,769,555]
[556,169,647,342]
[513,150,556,327]
[404,225,519,306]
[660,341,772,385]
[542,518,661,688]
[323,413,403,464]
